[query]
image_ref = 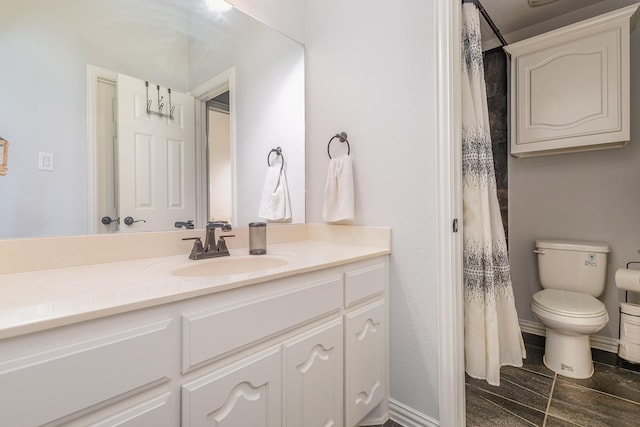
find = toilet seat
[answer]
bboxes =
[532,289,607,318]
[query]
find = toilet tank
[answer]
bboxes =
[535,239,610,297]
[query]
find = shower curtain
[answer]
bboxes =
[461,0,525,386]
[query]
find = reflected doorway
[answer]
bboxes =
[207,92,231,223]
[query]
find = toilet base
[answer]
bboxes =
[543,328,594,379]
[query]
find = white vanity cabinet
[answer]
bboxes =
[505,4,639,157]
[0,314,179,427]
[0,255,389,427]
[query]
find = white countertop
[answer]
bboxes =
[0,240,389,340]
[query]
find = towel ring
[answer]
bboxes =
[327,132,350,159]
[267,147,285,173]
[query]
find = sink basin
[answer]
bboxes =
[172,256,288,277]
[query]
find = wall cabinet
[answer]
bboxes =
[0,256,388,427]
[505,4,639,157]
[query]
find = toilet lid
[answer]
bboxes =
[532,289,606,317]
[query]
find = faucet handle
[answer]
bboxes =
[216,235,235,253]
[182,237,204,260]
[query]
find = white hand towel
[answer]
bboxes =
[258,165,292,222]
[322,155,354,223]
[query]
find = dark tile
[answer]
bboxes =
[522,333,546,348]
[466,384,545,426]
[520,343,556,378]
[592,347,618,366]
[493,143,508,190]
[543,415,581,426]
[466,365,553,413]
[548,380,640,426]
[617,357,640,373]
[556,361,640,404]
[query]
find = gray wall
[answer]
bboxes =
[508,26,640,341]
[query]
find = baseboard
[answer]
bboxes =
[389,398,439,427]
[519,319,619,353]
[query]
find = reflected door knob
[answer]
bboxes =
[101,216,119,225]
[123,216,146,226]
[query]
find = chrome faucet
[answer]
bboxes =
[182,221,234,260]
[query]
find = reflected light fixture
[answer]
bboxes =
[205,0,233,12]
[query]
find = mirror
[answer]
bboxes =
[0,0,305,239]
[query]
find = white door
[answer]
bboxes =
[117,73,196,232]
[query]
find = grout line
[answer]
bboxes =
[474,392,540,426]
[542,373,557,427]
[553,377,640,407]
[466,382,547,418]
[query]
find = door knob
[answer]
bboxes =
[101,216,120,225]
[123,216,146,226]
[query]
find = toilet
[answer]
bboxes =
[531,239,610,379]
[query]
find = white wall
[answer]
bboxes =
[303,0,440,420]
[188,6,306,226]
[228,0,306,42]
[508,1,640,342]
[240,0,443,421]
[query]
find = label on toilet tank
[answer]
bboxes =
[584,254,597,267]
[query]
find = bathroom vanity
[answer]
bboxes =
[0,226,390,426]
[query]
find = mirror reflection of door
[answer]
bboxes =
[92,70,197,233]
[207,92,231,223]
[96,78,119,234]
[116,73,196,233]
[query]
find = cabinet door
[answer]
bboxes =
[283,319,343,427]
[344,300,386,427]
[506,6,637,157]
[182,347,281,427]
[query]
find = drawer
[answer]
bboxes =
[344,261,386,308]
[0,319,172,426]
[88,392,174,427]
[182,275,342,372]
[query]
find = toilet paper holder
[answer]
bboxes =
[616,261,640,367]
[620,261,640,303]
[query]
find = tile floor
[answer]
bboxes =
[465,341,640,426]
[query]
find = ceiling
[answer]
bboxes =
[477,0,638,50]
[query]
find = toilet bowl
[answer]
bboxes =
[532,239,610,379]
[532,289,608,378]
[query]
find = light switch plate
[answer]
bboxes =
[38,152,54,171]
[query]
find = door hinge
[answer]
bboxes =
[452,218,458,233]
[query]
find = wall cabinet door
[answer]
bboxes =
[283,319,343,427]
[505,5,638,157]
[344,300,386,427]
[181,347,281,427]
